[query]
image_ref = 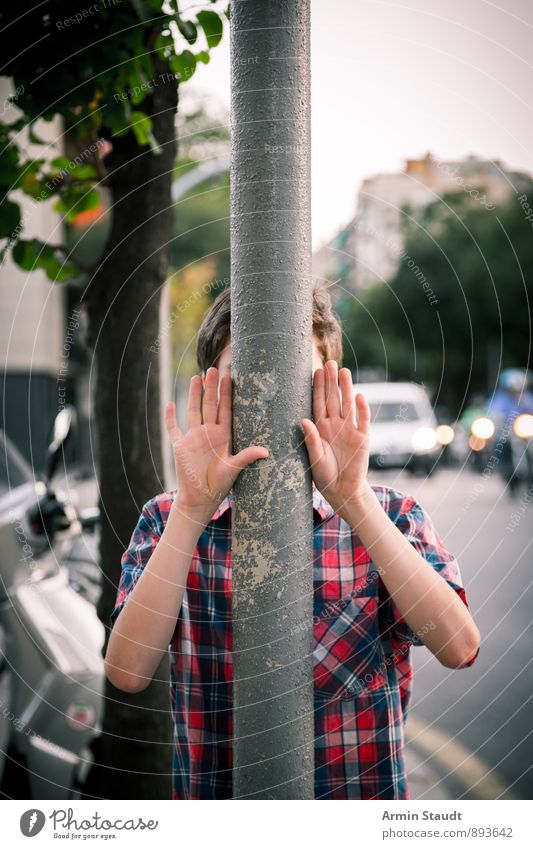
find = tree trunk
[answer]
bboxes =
[82,49,178,800]
[230,0,314,799]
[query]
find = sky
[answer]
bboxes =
[186,0,533,249]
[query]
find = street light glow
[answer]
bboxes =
[471,417,495,440]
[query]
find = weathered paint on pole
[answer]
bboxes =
[230,0,314,799]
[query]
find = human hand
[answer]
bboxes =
[166,367,269,521]
[300,361,370,519]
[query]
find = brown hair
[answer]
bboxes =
[196,284,343,372]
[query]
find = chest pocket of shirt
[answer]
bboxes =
[313,594,388,701]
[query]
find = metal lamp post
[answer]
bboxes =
[230,0,314,799]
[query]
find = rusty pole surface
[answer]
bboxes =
[230,0,314,799]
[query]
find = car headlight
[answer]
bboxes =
[513,413,533,439]
[436,424,454,445]
[471,417,495,440]
[412,427,438,452]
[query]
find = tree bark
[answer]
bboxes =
[230,0,314,799]
[82,49,178,800]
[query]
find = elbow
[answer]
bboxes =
[437,624,481,669]
[104,656,150,694]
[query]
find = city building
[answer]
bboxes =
[312,153,533,295]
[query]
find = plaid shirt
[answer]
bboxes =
[111,481,477,800]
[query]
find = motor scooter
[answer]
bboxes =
[0,407,104,799]
[469,410,533,495]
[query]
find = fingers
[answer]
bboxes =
[217,372,232,427]
[340,367,355,421]
[187,375,203,428]
[312,367,327,424]
[301,417,326,468]
[189,369,230,428]
[325,360,341,418]
[165,401,183,441]
[230,444,269,471]
[202,366,218,424]
[355,392,370,435]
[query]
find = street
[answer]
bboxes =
[368,465,533,800]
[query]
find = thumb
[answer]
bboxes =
[301,418,326,468]
[230,444,269,471]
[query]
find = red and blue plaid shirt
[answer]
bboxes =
[111,481,477,800]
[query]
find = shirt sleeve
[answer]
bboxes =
[110,499,161,627]
[381,493,479,667]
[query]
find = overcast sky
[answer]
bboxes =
[187,0,533,248]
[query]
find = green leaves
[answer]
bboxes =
[132,110,163,154]
[0,200,21,240]
[130,110,154,146]
[17,157,99,202]
[113,105,164,154]
[65,164,99,181]
[155,31,174,62]
[197,10,224,47]
[53,186,101,224]
[170,50,197,82]
[12,239,82,282]
[0,142,21,190]
[0,0,229,280]
[50,156,71,170]
[177,17,198,45]
[20,172,44,199]
[343,190,533,413]
[130,0,149,22]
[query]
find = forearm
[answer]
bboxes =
[104,502,209,692]
[342,482,480,668]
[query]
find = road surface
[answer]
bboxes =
[368,465,533,800]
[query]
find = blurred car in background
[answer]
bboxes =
[354,381,443,475]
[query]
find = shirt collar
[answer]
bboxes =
[207,479,335,522]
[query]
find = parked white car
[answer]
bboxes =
[354,381,441,475]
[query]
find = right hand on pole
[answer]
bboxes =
[165,367,269,521]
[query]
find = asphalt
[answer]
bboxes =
[405,742,453,800]
[372,465,529,801]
